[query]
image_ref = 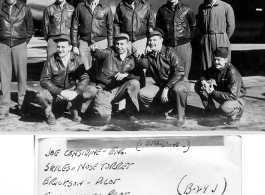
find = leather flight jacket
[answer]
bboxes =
[90,47,141,90]
[42,2,75,41]
[113,0,155,42]
[71,1,113,47]
[199,62,247,103]
[0,1,33,47]
[136,45,185,89]
[40,52,90,95]
[156,1,197,46]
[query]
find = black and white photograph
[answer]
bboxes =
[0,1,265,194]
[0,0,264,131]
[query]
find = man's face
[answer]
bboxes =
[57,41,72,58]
[213,57,228,70]
[148,36,163,51]
[115,39,130,55]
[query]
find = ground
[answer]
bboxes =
[0,36,265,131]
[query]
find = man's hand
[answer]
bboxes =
[133,48,141,59]
[201,80,214,94]
[145,45,152,54]
[72,47,79,55]
[115,72,128,81]
[60,90,78,101]
[161,87,169,104]
[90,42,98,52]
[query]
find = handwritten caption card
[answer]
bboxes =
[37,136,241,195]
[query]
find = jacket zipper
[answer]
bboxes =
[132,3,136,41]
[60,5,63,34]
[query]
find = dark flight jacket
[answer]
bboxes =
[0,1,33,47]
[42,2,75,41]
[199,62,246,103]
[40,52,89,95]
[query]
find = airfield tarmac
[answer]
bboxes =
[0,36,265,131]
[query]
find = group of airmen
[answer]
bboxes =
[0,0,247,127]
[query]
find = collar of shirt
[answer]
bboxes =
[89,0,99,7]
[206,0,219,7]
[60,1,66,9]
[167,1,179,11]
[119,50,129,61]
[60,52,71,68]
[125,0,139,8]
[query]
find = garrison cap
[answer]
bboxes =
[214,47,229,58]
[148,28,164,38]
[114,33,130,41]
[53,35,71,43]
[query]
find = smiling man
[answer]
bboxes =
[194,47,247,125]
[134,28,191,127]
[89,33,141,124]
[36,35,92,125]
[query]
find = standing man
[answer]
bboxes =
[156,0,197,79]
[194,47,246,125]
[113,0,155,54]
[198,0,235,70]
[134,28,190,127]
[42,0,75,57]
[71,0,113,70]
[0,0,33,120]
[36,35,92,125]
[89,33,141,124]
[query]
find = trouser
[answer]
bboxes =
[79,39,108,70]
[194,80,246,118]
[171,43,192,79]
[131,38,147,54]
[138,78,191,120]
[47,38,57,57]
[0,42,27,116]
[93,79,140,121]
[36,85,98,116]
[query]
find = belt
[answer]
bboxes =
[205,29,226,34]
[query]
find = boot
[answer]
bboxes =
[70,108,82,122]
[44,105,56,125]
[225,109,244,125]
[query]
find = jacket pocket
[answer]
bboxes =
[65,20,71,29]
[50,13,60,24]
[19,23,27,37]
[48,24,57,35]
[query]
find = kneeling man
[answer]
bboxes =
[194,47,246,125]
[135,28,191,127]
[37,35,91,125]
[90,33,141,123]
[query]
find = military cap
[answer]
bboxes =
[214,47,229,58]
[148,28,164,38]
[53,35,71,43]
[114,33,130,41]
